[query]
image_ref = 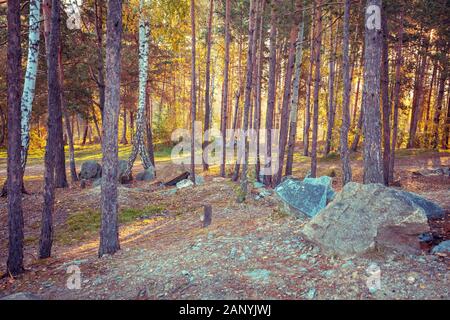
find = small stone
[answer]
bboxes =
[305,288,316,300]
[176,179,194,189]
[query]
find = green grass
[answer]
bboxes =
[56,205,166,244]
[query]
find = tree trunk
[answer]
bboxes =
[58,45,78,182]
[275,0,302,185]
[324,19,338,156]
[238,0,258,202]
[190,0,197,183]
[362,0,384,184]
[442,89,450,149]
[408,38,429,149]
[264,0,278,187]
[340,0,353,185]
[40,0,62,259]
[20,0,41,170]
[423,63,437,147]
[146,83,155,167]
[310,0,323,178]
[43,0,67,189]
[95,0,106,118]
[6,0,24,276]
[124,0,153,177]
[99,0,123,257]
[253,0,266,181]
[202,0,214,172]
[220,0,231,178]
[303,6,315,157]
[432,63,448,149]
[120,105,128,144]
[285,5,307,174]
[381,5,390,185]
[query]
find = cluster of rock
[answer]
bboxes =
[275,176,446,258]
[79,160,155,186]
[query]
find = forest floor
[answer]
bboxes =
[0,147,448,300]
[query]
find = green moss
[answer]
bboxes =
[56,205,166,244]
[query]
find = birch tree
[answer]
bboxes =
[124,0,154,178]
[21,0,42,169]
[285,0,306,176]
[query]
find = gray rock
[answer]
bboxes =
[136,167,156,181]
[253,181,265,189]
[118,160,132,184]
[1,292,41,300]
[275,178,335,218]
[177,179,194,189]
[397,190,445,219]
[303,176,335,202]
[79,161,101,180]
[431,241,450,256]
[194,175,205,185]
[305,288,316,300]
[301,183,430,258]
[244,269,271,282]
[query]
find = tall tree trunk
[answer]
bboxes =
[253,0,265,181]
[264,0,278,187]
[99,0,123,257]
[443,88,450,149]
[220,0,230,178]
[362,0,384,184]
[432,63,448,149]
[303,5,315,157]
[340,0,353,185]
[381,5,390,185]
[275,0,302,185]
[40,0,62,259]
[423,63,437,147]
[408,38,429,148]
[124,0,153,177]
[324,19,338,156]
[120,105,128,144]
[239,0,258,201]
[145,82,155,167]
[58,46,78,182]
[6,0,24,276]
[43,0,67,189]
[95,0,106,117]
[202,0,214,172]
[20,0,41,170]
[286,2,305,176]
[310,0,323,178]
[190,0,197,183]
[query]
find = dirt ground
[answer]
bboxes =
[0,150,449,300]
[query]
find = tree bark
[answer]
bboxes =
[275,0,302,186]
[58,45,78,182]
[99,0,123,257]
[303,5,315,157]
[381,5,390,185]
[202,0,214,172]
[362,0,384,184]
[324,19,338,156]
[423,63,437,147]
[340,0,353,185]
[431,63,448,149]
[6,0,24,276]
[95,0,106,118]
[220,0,230,178]
[286,3,305,176]
[310,0,323,178]
[190,0,197,183]
[40,0,62,259]
[264,1,278,186]
[239,0,258,201]
[20,0,41,170]
[124,0,153,177]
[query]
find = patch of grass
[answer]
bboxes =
[56,205,166,244]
